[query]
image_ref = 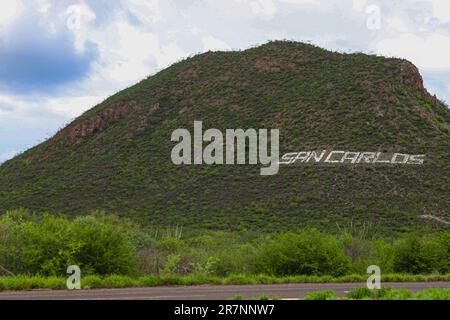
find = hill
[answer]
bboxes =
[0,41,449,234]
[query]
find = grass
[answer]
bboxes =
[0,274,449,292]
[415,288,450,300]
[345,286,450,300]
[304,290,337,300]
[0,276,67,291]
[303,287,450,300]
[233,287,450,300]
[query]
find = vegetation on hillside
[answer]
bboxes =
[0,41,448,234]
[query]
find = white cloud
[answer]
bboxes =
[281,0,321,6]
[249,0,277,17]
[205,0,275,18]
[374,33,450,71]
[127,0,166,24]
[103,21,185,81]
[45,95,106,118]
[207,0,324,17]
[352,0,369,12]
[0,150,17,164]
[385,16,411,34]
[0,0,23,27]
[202,36,232,51]
[65,2,97,53]
[431,0,450,23]
[0,93,104,122]
[37,0,51,13]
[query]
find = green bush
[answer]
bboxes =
[370,240,396,273]
[0,210,137,276]
[254,230,351,276]
[0,211,78,275]
[393,235,447,274]
[71,215,136,275]
[210,244,258,276]
[437,233,450,273]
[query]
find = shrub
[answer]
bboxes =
[0,211,137,276]
[0,211,78,275]
[393,235,447,274]
[71,215,137,275]
[211,244,258,276]
[254,230,351,276]
[160,255,181,276]
[371,239,396,273]
[436,233,450,273]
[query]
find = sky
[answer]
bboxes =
[0,0,449,163]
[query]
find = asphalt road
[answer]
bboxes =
[0,282,449,300]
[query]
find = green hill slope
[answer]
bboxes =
[0,41,449,234]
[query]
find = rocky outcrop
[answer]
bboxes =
[55,100,139,144]
[399,60,436,100]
